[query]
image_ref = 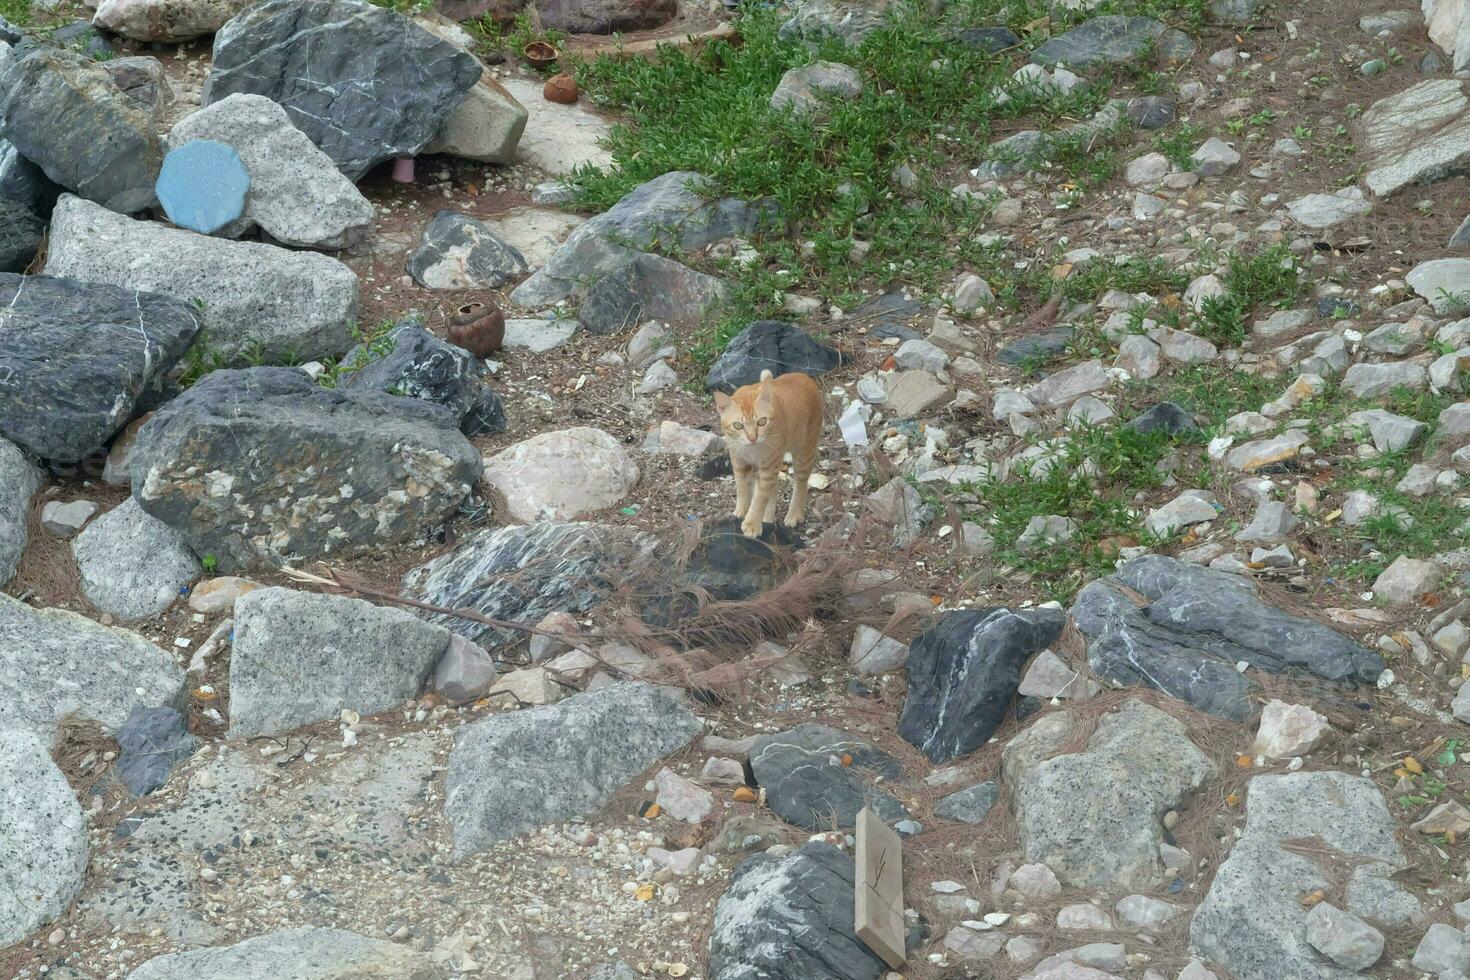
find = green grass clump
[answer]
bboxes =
[1193,244,1305,345]
[0,0,29,24]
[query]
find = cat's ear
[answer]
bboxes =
[713,391,732,411]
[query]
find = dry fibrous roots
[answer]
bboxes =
[283,512,898,698]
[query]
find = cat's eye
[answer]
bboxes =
[757,418,768,427]
[731,422,743,430]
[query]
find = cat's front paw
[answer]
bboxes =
[741,516,764,538]
[782,513,803,528]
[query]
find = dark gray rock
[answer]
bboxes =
[1127,401,1198,436]
[115,706,199,797]
[996,325,1073,367]
[1316,296,1360,318]
[53,21,115,59]
[0,15,21,42]
[705,320,845,393]
[511,171,775,308]
[0,45,163,212]
[445,682,700,855]
[130,367,481,571]
[640,517,801,634]
[709,843,887,980]
[0,437,42,588]
[578,251,726,336]
[898,607,1066,764]
[934,781,999,824]
[0,272,201,463]
[1071,555,1385,720]
[0,197,42,272]
[749,723,909,831]
[337,322,506,436]
[406,210,528,289]
[953,25,1019,52]
[401,521,657,650]
[1031,15,1194,69]
[202,0,482,180]
[1126,95,1177,130]
[853,290,923,341]
[0,138,63,218]
[537,0,674,34]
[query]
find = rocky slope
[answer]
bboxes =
[3,0,1470,977]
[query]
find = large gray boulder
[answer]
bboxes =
[445,682,700,856]
[93,0,252,41]
[0,271,201,464]
[709,843,888,980]
[0,437,41,588]
[73,497,201,620]
[1071,555,1384,719]
[576,250,727,336]
[168,94,375,250]
[510,171,774,308]
[0,728,89,949]
[1002,700,1214,890]
[401,522,656,650]
[44,195,359,364]
[130,367,481,572]
[203,0,482,180]
[0,45,163,213]
[229,587,452,737]
[1190,772,1414,979]
[126,927,432,979]
[0,592,188,740]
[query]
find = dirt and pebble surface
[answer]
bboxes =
[6,0,1470,977]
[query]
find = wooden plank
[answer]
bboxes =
[854,806,906,968]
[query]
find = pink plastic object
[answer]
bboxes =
[391,156,415,183]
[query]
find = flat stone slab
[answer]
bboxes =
[1361,79,1470,196]
[501,76,614,176]
[1032,15,1193,69]
[1190,772,1412,980]
[1071,555,1383,719]
[444,682,700,855]
[126,927,432,979]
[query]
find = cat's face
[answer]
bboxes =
[714,386,773,444]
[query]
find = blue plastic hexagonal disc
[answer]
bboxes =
[155,139,250,235]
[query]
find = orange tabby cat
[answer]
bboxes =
[713,370,823,538]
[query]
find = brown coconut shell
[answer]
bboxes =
[447,304,505,358]
[544,73,579,105]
